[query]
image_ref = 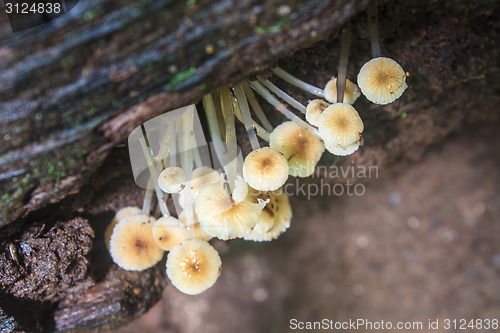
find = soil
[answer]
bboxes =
[115,123,500,333]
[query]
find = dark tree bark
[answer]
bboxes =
[0,0,499,331]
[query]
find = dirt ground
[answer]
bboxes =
[113,122,500,333]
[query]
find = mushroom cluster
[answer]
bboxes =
[107,4,408,296]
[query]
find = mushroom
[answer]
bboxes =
[305,99,331,127]
[242,147,289,191]
[105,206,142,250]
[195,182,263,240]
[188,166,222,197]
[324,78,360,105]
[318,103,364,148]
[244,189,292,242]
[357,57,407,105]
[166,239,222,295]
[152,216,189,251]
[158,166,187,193]
[270,121,325,177]
[325,140,361,156]
[109,214,163,271]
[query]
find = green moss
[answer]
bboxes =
[197,83,207,91]
[254,17,289,34]
[60,55,76,69]
[165,67,196,90]
[402,112,408,118]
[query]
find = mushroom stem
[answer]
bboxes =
[242,82,274,132]
[272,67,325,98]
[142,177,154,215]
[233,85,261,150]
[232,95,271,142]
[181,109,196,224]
[367,3,382,58]
[202,93,228,170]
[337,23,352,103]
[249,80,319,135]
[220,87,238,192]
[257,77,307,114]
[138,135,170,217]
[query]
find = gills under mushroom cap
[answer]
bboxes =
[166,239,222,295]
[270,121,325,178]
[242,147,289,191]
[244,189,292,242]
[357,57,407,105]
[318,103,364,148]
[109,214,163,271]
[195,182,263,240]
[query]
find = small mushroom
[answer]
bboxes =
[325,140,361,156]
[105,206,142,250]
[109,214,163,271]
[244,189,292,242]
[166,239,222,295]
[152,216,189,251]
[357,57,407,105]
[270,121,325,177]
[158,166,187,193]
[242,147,289,191]
[318,103,364,148]
[188,166,222,197]
[324,78,360,105]
[195,182,263,240]
[305,99,331,127]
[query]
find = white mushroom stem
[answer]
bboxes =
[337,24,352,103]
[257,76,307,114]
[232,94,271,142]
[142,177,154,215]
[272,67,325,98]
[233,85,261,150]
[169,120,177,167]
[242,82,274,132]
[249,80,319,135]
[367,4,382,58]
[181,109,195,224]
[138,136,170,217]
[202,93,228,169]
[220,87,238,193]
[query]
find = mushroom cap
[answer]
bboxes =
[318,103,364,148]
[105,206,142,250]
[189,166,222,197]
[324,78,361,105]
[178,208,199,226]
[242,147,289,191]
[158,167,187,193]
[185,222,213,242]
[166,239,222,295]
[305,99,331,127]
[270,121,325,178]
[244,189,292,242]
[325,140,361,156]
[195,182,263,240]
[231,175,249,204]
[152,216,189,251]
[109,214,163,271]
[357,57,407,105]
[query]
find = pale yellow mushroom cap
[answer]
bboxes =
[158,167,187,193]
[318,103,364,148]
[305,99,331,127]
[324,78,360,105]
[244,189,292,242]
[270,121,325,178]
[152,216,189,251]
[109,214,163,271]
[195,182,263,240]
[189,166,222,197]
[357,57,407,105]
[325,140,360,156]
[242,147,289,191]
[185,222,213,242]
[231,175,249,204]
[166,239,222,295]
[105,206,142,250]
